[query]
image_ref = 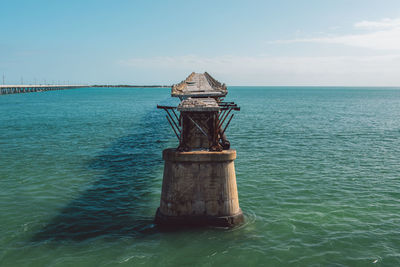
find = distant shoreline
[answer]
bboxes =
[91,85,171,88]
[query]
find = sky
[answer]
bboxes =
[1,0,400,86]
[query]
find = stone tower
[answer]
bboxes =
[155,72,243,227]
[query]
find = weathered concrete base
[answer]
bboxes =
[155,208,244,228]
[155,148,244,228]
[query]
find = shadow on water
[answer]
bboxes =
[32,110,171,242]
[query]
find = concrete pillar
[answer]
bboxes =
[155,148,244,227]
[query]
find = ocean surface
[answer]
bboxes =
[1,86,400,266]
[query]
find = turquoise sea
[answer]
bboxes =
[1,87,400,266]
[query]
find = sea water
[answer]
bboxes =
[1,87,400,266]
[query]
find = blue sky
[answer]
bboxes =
[1,0,400,85]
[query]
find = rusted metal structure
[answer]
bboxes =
[155,72,243,227]
[157,72,240,152]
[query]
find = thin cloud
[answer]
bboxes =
[270,18,400,50]
[355,18,400,30]
[119,54,400,86]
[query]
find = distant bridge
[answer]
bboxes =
[0,84,171,95]
[0,85,86,95]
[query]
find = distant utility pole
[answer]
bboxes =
[21,76,23,85]
[2,73,4,85]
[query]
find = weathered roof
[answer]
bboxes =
[171,72,227,98]
[177,97,220,112]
